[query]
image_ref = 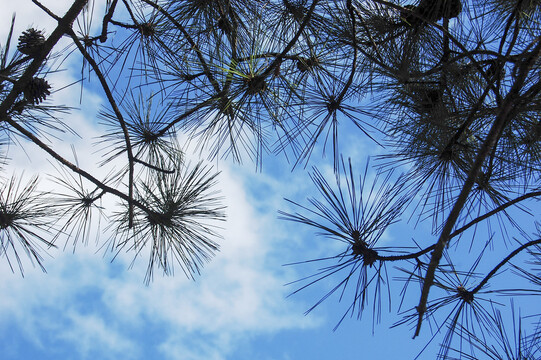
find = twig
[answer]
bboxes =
[415,37,541,338]
[67,29,136,227]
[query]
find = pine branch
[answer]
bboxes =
[450,189,541,238]
[66,29,136,227]
[415,37,541,338]
[139,0,223,94]
[100,0,119,42]
[0,0,89,118]
[471,238,541,295]
[2,114,153,216]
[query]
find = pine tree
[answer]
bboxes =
[1,0,540,357]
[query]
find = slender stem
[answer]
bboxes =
[100,0,119,42]
[108,19,139,30]
[67,29,136,227]
[2,114,152,215]
[260,0,320,79]
[451,190,541,239]
[440,82,493,158]
[414,38,541,337]
[92,190,107,202]
[0,0,89,119]
[377,244,435,262]
[371,0,501,102]
[134,158,175,174]
[31,0,61,21]
[121,0,138,25]
[471,239,541,294]
[336,0,357,105]
[155,94,221,137]
[139,0,222,94]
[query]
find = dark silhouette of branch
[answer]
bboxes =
[2,115,152,215]
[416,37,541,337]
[451,190,541,238]
[471,238,541,295]
[100,0,119,42]
[66,29,136,227]
[0,0,89,117]
[139,0,223,94]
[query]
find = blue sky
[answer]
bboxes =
[1,1,540,359]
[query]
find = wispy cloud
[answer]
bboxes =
[0,159,319,359]
[0,2,323,359]
[0,75,318,360]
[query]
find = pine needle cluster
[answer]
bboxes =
[1,0,541,357]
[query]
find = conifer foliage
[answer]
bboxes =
[1,0,541,357]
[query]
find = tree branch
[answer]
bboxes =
[67,28,136,227]
[2,114,152,215]
[260,0,320,79]
[472,238,541,294]
[139,0,222,94]
[450,190,541,239]
[414,37,541,337]
[0,0,89,119]
[100,0,119,42]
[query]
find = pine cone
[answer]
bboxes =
[440,0,462,19]
[24,77,51,104]
[297,56,318,72]
[419,88,442,109]
[416,0,462,22]
[400,5,418,25]
[485,59,504,82]
[17,28,45,56]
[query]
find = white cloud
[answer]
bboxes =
[1,1,106,34]
[1,2,322,359]
[0,157,319,359]
[158,333,230,360]
[58,310,140,360]
[0,88,318,360]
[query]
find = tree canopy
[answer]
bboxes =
[1,0,541,358]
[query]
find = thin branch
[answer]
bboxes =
[472,239,541,294]
[121,0,138,25]
[100,0,119,42]
[440,76,493,158]
[139,0,222,94]
[31,0,61,21]
[451,190,541,239]
[134,158,175,174]
[2,114,152,215]
[260,0,321,79]
[371,0,502,102]
[377,244,435,262]
[335,0,357,105]
[66,28,136,227]
[155,93,221,137]
[414,38,541,337]
[0,0,89,118]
